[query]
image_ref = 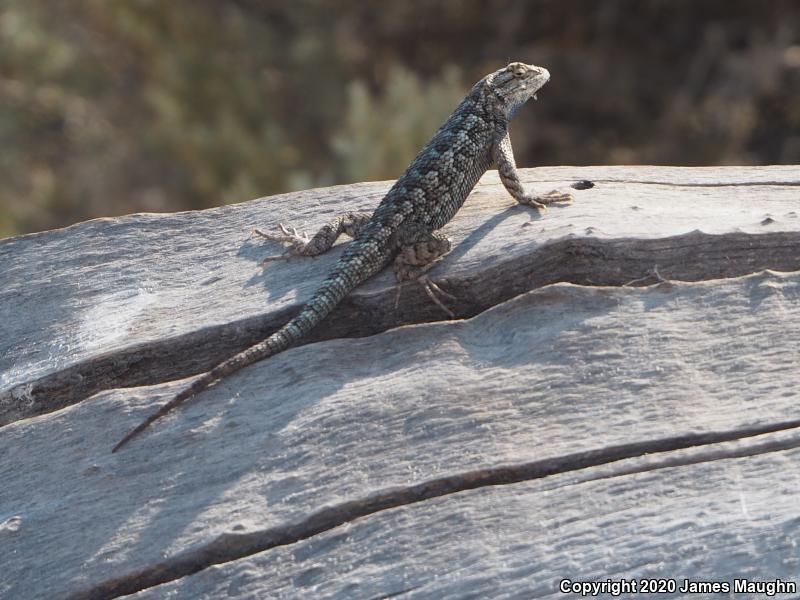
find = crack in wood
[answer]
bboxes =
[66,417,800,600]
[3,230,800,428]
[577,179,800,188]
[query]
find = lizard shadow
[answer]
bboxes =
[236,233,348,305]
[233,197,559,312]
[440,200,552,268]
[234,185,386,306]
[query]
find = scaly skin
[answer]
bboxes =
[112,62,573,452]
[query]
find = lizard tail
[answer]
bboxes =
[112,251,380,453]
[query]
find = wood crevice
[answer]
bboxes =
[67,417,800,600]
[3,230,800,429]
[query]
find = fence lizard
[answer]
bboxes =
[112,61,575,452]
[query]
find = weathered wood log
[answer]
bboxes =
[3,166,800,425]
[2,166,800,599]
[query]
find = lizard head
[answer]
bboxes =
[488,62,550,118]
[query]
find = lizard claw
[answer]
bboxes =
[393,276,455,317]
[534,190,574,205]
[252,223,307,242]
[280,224,309,241]
[524,199,547,211]
[253,223,310,244]
[418,275,456,318]
[519,190,574,212]
[253,223,310,264]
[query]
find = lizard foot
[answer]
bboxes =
[393,228,454,316]
[519,189,574,212]
[393,275,456,318]
[418,275,456,318]
[253,224,310,264]
[534,189,574,206]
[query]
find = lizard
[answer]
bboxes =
[112,61,575,453]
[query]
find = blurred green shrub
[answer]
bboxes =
[333,65,465,183]
[1,0,799,237]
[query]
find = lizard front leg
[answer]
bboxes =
[493,132,573,210]
[254,211,372,264]
[393,228,455,317]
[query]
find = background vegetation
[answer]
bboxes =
[2,0,799,237]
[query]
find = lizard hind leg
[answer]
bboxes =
[393,230,456,317]
[254,211,372,265]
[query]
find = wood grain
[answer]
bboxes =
[3,166,800,424]
[1,166,800,598]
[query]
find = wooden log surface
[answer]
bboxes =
[2,166,800,599]
[3,166,800,425]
